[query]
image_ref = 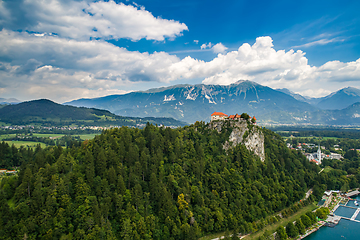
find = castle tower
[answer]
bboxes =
[317,143,322,164]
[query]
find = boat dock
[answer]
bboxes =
[328,203,360,225]
[351,208,360,220]
[325,215,341,227]
[345,190,360,198]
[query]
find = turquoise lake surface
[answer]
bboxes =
[304,194,360,239]
[333,205,356,218]
[304,219,359,239]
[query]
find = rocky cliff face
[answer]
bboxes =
[209,120,265,162]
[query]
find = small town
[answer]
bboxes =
[286,142,343,165]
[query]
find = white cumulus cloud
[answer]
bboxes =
[200,42,228,53]
[0,30,183,101]
[0,0,188,41]
[200,42,212,49]
[1,30,360,101]
[211,43,228,53]
[172,36,360,97]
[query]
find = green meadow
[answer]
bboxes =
[32,133,64,138]
[5,141,47,149]
[77,134,99,140]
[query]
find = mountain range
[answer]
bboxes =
[0,98,20,105]
[65,81,360,125]
[0,99,186,127]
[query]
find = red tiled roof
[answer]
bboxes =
[235,114,241,118]
[211,112,228,117]
[228,115,235,119]
[252,116,256,121]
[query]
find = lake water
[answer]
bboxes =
[304,219,359,239]
[304,194,360,239]
[333,205,356,218]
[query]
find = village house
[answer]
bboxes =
[325,153,342,160]
[0,169,18,175]
[228,114,235,120]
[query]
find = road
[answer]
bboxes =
[305,188,313,199]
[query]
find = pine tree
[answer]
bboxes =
[286,222,298,238]
[301,214,312,228]
[275,225,288,240]
[295,218,306,235]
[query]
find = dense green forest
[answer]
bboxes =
[319,149,360,191]
[0,122,323,239]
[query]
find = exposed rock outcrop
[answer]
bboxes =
[209,120,265,162]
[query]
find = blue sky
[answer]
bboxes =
[0,0,360,102]
[117,0,360,65]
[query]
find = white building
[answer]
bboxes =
[211,112,228,121]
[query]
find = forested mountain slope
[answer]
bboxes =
[0,99,186,127]
[0,122,320,239]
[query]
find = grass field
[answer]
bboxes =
[0,134,16,141]
[77,134,99,140]
[1,133,98,148]
[200,203,317,240]
[32,133,64,138]
[4,141,47,149]
[323,166,333,173]
[199,231,228,240]
[243,203,317,240]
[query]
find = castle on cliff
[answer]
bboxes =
[211,112,256,123]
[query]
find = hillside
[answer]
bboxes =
[66,80,317,124]
[315,87,360,110]
[0,122,319,239]
[0,99,186,127]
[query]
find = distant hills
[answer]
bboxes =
[315,87,360,110]
[65,81,360,125]
[300,102,360,125]
[0,97,20,105]
[3,82,360,126]
[278,87,360,110]
[0,99,187,127]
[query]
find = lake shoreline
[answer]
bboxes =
[296,221,325,240]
